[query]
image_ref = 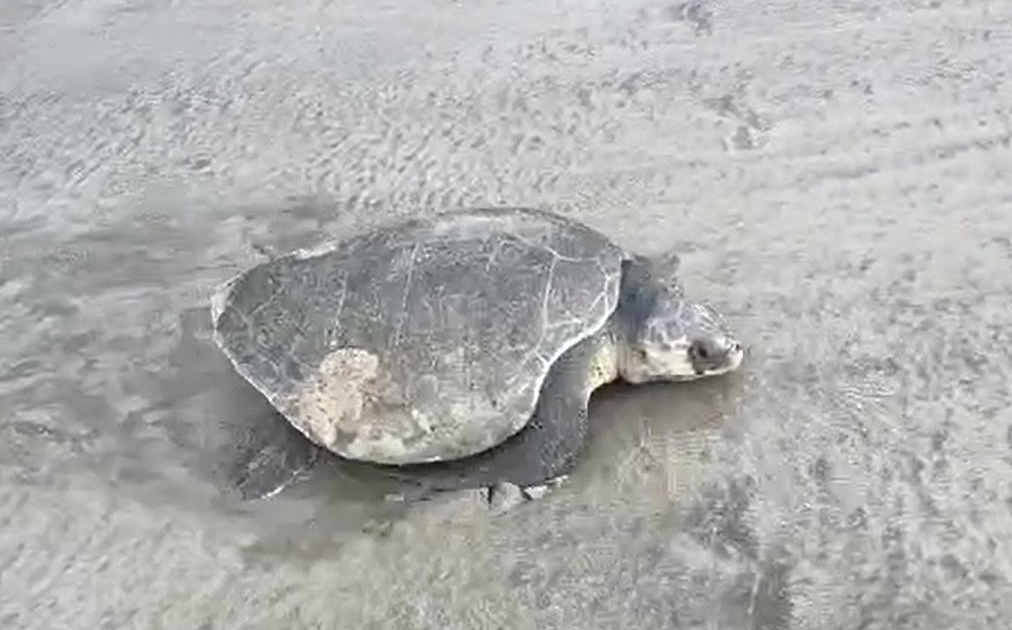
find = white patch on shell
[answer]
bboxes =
[286,348,409,461]
[290,240,341,260]
[346,432,411,461]
[410,408,435,434]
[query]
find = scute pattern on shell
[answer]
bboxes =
[212,208,626,464]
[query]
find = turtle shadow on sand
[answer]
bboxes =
[160,303,749,566]
[156,309,745,569]
[166,305,402,506]
[171,308,745,502]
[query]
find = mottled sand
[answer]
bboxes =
[2,0,1011,628]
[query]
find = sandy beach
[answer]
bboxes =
[2,0,1011,628]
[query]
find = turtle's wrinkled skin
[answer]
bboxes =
[211,207,744,503]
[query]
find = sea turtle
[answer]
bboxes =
[210,207,744,503]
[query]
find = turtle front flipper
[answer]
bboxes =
[363,329,617,506]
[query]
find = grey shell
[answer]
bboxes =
[210,207,625,465]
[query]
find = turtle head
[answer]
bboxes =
[615,255,744,384]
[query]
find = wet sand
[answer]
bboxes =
[2,0,1012,628]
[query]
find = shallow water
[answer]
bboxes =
[3,0,1012,628]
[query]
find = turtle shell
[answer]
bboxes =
[211,207,625,465]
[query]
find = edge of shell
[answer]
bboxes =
[206,208,630,462]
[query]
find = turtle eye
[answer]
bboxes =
[689,340,711,361]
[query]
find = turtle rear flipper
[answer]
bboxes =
[228,435,320,500]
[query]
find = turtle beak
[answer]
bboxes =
[728,342,745,370]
